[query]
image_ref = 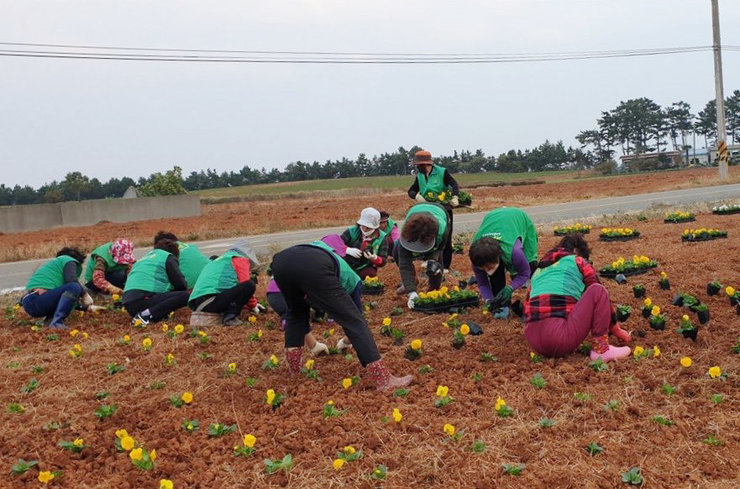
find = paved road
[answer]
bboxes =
[2,183,738,292]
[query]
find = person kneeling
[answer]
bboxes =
[523,234,631,362]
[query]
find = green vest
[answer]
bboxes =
[405,203,448,249]
[530,254,585,300]
[473,207,538,273]
[189,250,242,302]
[308,241,361,294]
[345,226,385,271]
[84,242,127,283]
[378,217,396,243]
[416,164,448,201]
[177,241,209,289]
[26,255,81,290]
[123,249,172,294]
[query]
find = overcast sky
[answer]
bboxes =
[2,0,739,187]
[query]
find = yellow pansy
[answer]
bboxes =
[343,446,356,455]
[643,298,652,307]
[680,357,692,368]
[270,354,279,365]
[411,339,422,350]
[726,286,736,297]
[121,435,135,451]
[115,429,128,439]
[342,378,353,389]
[228,362,237,372]
[305,359,315,370]
[181,391,193,404]
[392,408,402,423]
[174,324,184,334]
[460,324,470,335]
[248,315,257,323]
[382,317,392,327]
[436,385,449,397]
[651,306,661,316]
[69,329,79,337]
[443,423,455,436]
[38,471,55,484]
[142,338,152,348]
[494,397,506,411]
[161,323,169,332]
[266,389,276,405]
[682,315,689,322]
[333,458,346,471]
[129,447,143,461]
[243,434,257,448]
[150,449,156,461]
[160,480,174,489]
[633,346,645,357]
[73,438,84,447]
[708,366,722,379]
[653,346,661,358]
[123,334,130,342]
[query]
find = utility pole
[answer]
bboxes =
[711,0,729,180]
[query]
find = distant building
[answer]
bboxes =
[122,186,139,199]
[708,143,740,164]
[620,151,682,172]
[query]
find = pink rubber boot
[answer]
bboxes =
[366,360,413,392]
[590,335,630,362]
[610,324,632,342]
[285,348,302,375]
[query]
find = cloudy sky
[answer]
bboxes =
[2,0,739,187]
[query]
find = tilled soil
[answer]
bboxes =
[0,211,739,488]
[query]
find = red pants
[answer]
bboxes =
[524,284,611,357]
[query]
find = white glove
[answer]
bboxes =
[414,193,426,203]
[419,261,428,271]
[407,291,419,309]
[251,303,267,314]
[450,196,460,207]
[346,247,363,259]
[363,250,378,262]
[311,341,330,356]
[336,337,352,351]
[81,292,94,307]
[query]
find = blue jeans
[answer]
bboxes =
[22,282,83,323]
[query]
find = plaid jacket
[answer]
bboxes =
[524,248,600,323]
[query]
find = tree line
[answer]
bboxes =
[2,91,735,206]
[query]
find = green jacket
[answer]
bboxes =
[177,241,210,289]
[123,249,173,294]
[26,255,81,290]
[530,254,585,300]
[84,242,128,283]
[416,164,448,201]
[189,250,243,302]
[473,207,538,273]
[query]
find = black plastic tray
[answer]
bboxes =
[413,298,480,314]
[599,234,640,242]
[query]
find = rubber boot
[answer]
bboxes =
[285,348,302,375]
[590,334,630,362]
[365,360,413,393]
[610,323,631,342]
[49,290,80,328]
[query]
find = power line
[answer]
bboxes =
[0,42,735,64]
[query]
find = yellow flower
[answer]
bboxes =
[460,324,470,336]
[115,429,129,439]
[411,339,422,350]
[651,306,661,316]
[142,338,152,349]
[342,378,353,389]
[73,344,82,351]
[529,352,536,359]
[123,334,130,342]
[436,385,449,397]
[643,298,652,307]
[726,286,736,297]
[228,362,237,372]
[248,315,257,323]
[653,346,661,358]
[112,293,120,301]
[633,346,645,357]
[437,193,445,201]
[150,449,156,461]
[73,438,84,447]
[266,389,276,405]
[38,471,55,484]
[708,366,722,379]
[257,329,263,338]
[243,433,256,448]
[443,423,455,436]
[680,357,692,368]
[305,359,315,370]
[181,391,193,404]
[326,400,334,406]
[333,458,346,471]
[129,447,143,461]
[70,329,79,337]
[328,328,335,336]
[133,318,143,327]
[453,285,460,292]
[392,408,402,423]
[382,317,392,327]
[660,271,668,279]
[165,353,175,365]
[82,332,89,339]
[270,354,279,365]
[197,330,207,337]
[121,435,135,451]
[682,315,690,322]
[427,191,434,198]
[343,446,356,455]
[160,480,174,489]
[174,324,184,334]
[494,397,507,411]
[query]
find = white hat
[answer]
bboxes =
[357,208,380,229]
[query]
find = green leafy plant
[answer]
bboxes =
[529,373,547,389]
[703,434,723,446]
[106,363,126,375]
[585,442,604,456]
[471,372,482,383]
[147,380,166,390]
[418,364,434,374]
[11,458,38,475]
[6,361,20,369]
[589,358,609,372]
[538,417,556,428]
[652,415,674,426]
[502,463,525,476]
[264,454,293,474]
[470,439,487,453]
[20,377,39,394]
[208,422,237,437]
[322,401,347,419]
[46,334,59,342]
[621,467,643,485]
[245,377,259,388]
[392,388,410,398]
[30,365,44,374]
[603,400,620,412]
[58,438,88,453]
[7,403,25,414]
[661,383,676,396]
[182,419,199,433]
[480,352,498,362]
[94,404,119,419]
[573,392,592,402]
[710,393,725,404]
[43,421,62,431]
[370,464,388,480]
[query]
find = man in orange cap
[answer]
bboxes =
[407,150,460,272]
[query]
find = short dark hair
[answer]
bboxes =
[154,238,180,257]
[557,233,591,260]
[401,214,437,244]
[379,210,390,220]
[57,247,85,263]
[468,237,502,268]
[154,231,178,245]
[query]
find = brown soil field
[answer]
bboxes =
[1,210,738,488]
[1,166,738,263]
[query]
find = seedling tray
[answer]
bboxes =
[413,298,480,314]
[361,286,385,296]
[599,234,640,242]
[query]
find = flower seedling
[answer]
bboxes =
[390,307,404,316]
[262,354,280,370]
[322,400,347,418]
[726,286,740,306]
[658,271,670,290]
[470,439,487,453]
[233,433,257,457]
[300,359,321,381]
[418,364,434,374]
[141,337,153,352]
[692,303,710,324]
[392,408,403,423]
[392,388,410,398]
[405,339,423,360]
[621,467,643,486]
[118,335,131,346]
[589,358,609,372]
[710,393,725,404]
[554,223,591,235]
[480,352,498,363]
[677,315,697,340]
[20,377,39,393]
[435,385,454,408]
[603,400,620,412]
[196,330,210,345]
[585,442,604,456]
[265,389,285,409]
[147,380,166,390]
[661,383,676,396]
[10,458,38,475]
[632,284,645,298]
[248,329,263,342]
[170,391,193,408]
[182,419,199,433]
[648,307,667,330]
[69,344,83,358]
[245,377,259,388]
[599,255,657,277]
[652,415,674,426]
[94,404,118,420]
[336,445,363,463]
[616,305,632,322]
[502,463,524,476]
[707,279,722,296]
[703,434,723,446]
[106,363,125,375]
[471,372,482,383]
[224,362,238,377]
[264,454,293,474]
[7,403,25,414]
[538,417,556,428]
[442,423,464,442]
[370,465,388,480]
[129,447,156,471]
[529,351,544,363]
[494,397,514,417]
[198,352,212,361]
[163,353,176,367]
[664,210,694,223]
[208,422,237,437]
[599,227,640,241]
[38,470,61,484]
[573,392,592,403]
[707,366,725,380]
[58,438,87,453]
[529,373,547,389]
